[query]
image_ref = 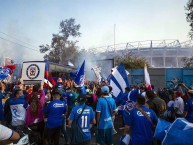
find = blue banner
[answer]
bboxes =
[163,118,193,145]
[0,67,11,80]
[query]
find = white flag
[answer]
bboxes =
[144,64,152,90]
[4,57,13,66]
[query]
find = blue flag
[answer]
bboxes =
[0,67,11,80]
[163,118,193,145]
[108,64,130,98]
[154,118,171,141]
[75,60,85,86]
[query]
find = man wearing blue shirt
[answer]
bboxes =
[68,94,96,145]
[44,88,66,145]
[123,96,158,145]
[184,90,193,123]
[96,85,117,145]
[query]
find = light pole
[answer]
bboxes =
[114,24,116,51]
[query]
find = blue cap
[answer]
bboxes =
[101,86,109,93]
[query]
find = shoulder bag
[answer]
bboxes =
[70,104,87,144]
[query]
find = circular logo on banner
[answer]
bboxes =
[26,64,40,79]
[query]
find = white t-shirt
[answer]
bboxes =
[167,100,174,108]
[10,104,26,126]
[174,97,184,115]
[0,124,13,141]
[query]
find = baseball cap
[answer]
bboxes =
[101,86,109,93]
[176,91,182,97]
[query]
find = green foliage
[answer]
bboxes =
[185,0,193,39]
[39,18,81,64]
[182,56,193,68]
[115,52,149,69]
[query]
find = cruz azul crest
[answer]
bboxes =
[26,64,40,79]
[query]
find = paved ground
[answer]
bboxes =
[59,116,123,145]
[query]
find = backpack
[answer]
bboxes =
[153,97,166,118]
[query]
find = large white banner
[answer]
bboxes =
[21,62,45,81]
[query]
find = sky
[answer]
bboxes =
[0,0,190,62]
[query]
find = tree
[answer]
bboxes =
[182,56,193,68]
[40,18,81,64]
[115,52,149,69]
[185,0,193,38]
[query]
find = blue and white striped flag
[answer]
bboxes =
[109,64,130,98]
[163,118,193,145]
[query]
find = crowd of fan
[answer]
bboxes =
[0,78,193,145]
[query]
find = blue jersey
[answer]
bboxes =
[0,92,4,120]
[184,98,193,123]
[66,92,74,107]
[44,99,66,128]
[9,97,28,126]
[69,103,95,141]
[126,106,158,145]
[96,96,116,129]
[0,92,3,110]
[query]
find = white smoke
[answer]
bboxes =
[75,51,114,81]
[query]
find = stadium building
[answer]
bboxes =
[87,39,193,68]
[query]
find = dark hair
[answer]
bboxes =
[168,90,174,95]
[78,94,87,103]
[146,90,154,100]
[96,88,102,98]
[33,85,39,92]
[30,93,39,115]
[52,88,62,96]
[137,96,146,105]
[108,86,113,92]
[14,89,22,97]
[125,87,130,92]
[102,92,109,96]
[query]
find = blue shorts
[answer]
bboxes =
[96,128,113,145]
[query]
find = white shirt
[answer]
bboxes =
[0,124,13,141]
[10,104,26,126]
[167,100,174,108]
[174,96,184,115]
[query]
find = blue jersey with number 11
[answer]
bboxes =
[69,103,95,141]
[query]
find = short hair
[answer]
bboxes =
[136,96,146,105]
[77,94,87,103]
[96,88,102,98]
[125,87,130,92]
[146,90,154,100]
[14,89,22,97]
[102,92,109,96]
